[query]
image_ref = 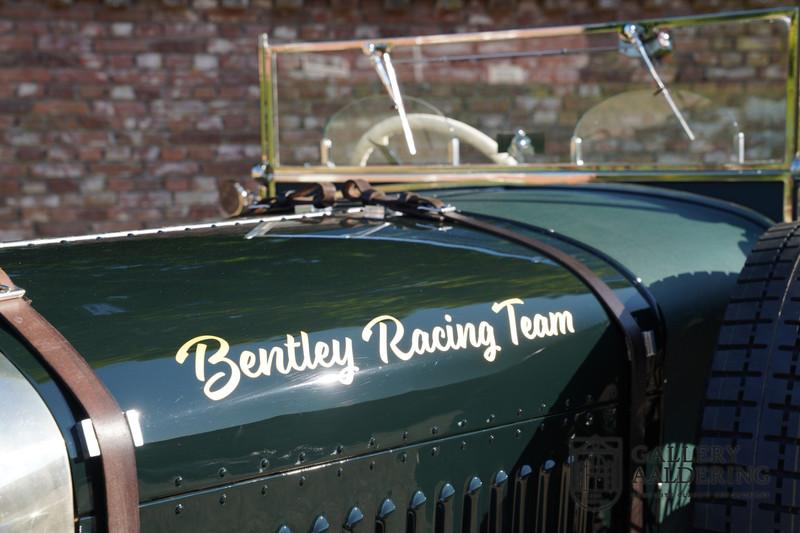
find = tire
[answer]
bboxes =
[692,221,800,532]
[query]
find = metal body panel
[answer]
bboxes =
[0,185,767,529]
[0,204,628,518]
[0,353,73,532]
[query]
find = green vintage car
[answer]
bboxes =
[1,7,799,533]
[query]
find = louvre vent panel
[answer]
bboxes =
[138,407,620,532]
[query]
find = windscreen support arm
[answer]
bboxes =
[364,43,417,156]
[623,24,696,141]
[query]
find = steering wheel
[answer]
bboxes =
[350,113,519,166]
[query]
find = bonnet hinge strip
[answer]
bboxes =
[0,268,140,533]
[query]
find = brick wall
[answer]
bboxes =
[0,0,782,240]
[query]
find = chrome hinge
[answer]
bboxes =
[78,409,144,458]
[362,204,386,220]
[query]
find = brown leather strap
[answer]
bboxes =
[0,269,140,533]
[286,181,337,207]
[440,211,648,433]
[343,178,388,203]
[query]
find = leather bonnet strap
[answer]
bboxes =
[340,179,651,531]
[0,268,140,532]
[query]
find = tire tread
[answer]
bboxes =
[693,222,800,533]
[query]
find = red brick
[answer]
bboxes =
[187,146,215,160]
[161,147,187,161]
[80,207,116,222]
[16,147,45,161]
[0,5,45,19]
[46,84,76,99]
[107,177,135,192]
[0,99,32,113]
[54,69,108,84]
[0,35,35,50]
[135,23,165,38]
[90,221,141,233]
[94,38,149,53]
[152,39,206,54]
[0,164,28,178]
[33,100,90,114]
[193,86,217,99]
[47,179,81,193]
[77,85,106,98]
[47,208,81,224]
[131,208,165,222]
[34,221,92,237]
[188,204,220,219]
[164,176,191,191]
[0,179,21,195]
[72,131,110,147]
[89,163,142,178]
[199,161,248,177]
[107,54,135,68]
[217,86,248,99]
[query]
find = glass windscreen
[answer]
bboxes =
[273,14,792,168]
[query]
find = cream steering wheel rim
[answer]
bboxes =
[350,113,518,166]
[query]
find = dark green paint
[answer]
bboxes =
[0,184,769,531]
[0,213,624,517]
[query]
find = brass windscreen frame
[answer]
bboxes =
[257,8,800,196]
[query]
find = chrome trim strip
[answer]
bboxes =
[124,410,144,448]
[79,418,101,458]
[0,210,338,250]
